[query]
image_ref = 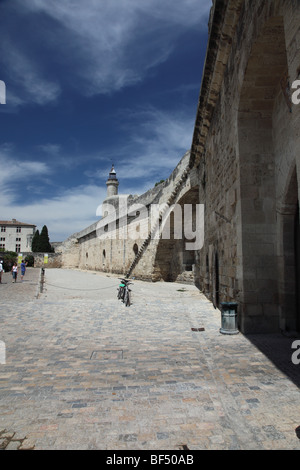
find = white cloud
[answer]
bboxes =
[0,146,51,186]
[0,182,107,241]
[0,104,193,241]
[0,0,209,239]
[0,143,101,240]
[36,143,61,156]
[1,41,61,107]
[2,0,210,99]
[0,106,193,241]
[85,106,194,183]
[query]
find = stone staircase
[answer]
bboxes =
[126,165,191,279]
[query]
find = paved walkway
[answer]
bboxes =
[0,268,300,450]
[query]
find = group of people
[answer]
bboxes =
[0,259,27,283]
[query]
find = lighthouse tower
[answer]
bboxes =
[106,165,119,198]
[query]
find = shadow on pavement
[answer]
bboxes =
[246,332,300,389]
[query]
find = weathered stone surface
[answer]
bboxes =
[192,0,300,334]
[1,268,300,450]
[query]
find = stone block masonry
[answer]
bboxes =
[191,0,300,334]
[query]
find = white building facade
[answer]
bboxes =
[0,219,36,253]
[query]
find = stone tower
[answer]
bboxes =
[106,165,119,198]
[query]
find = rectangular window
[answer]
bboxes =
[16,237,21,242]
[1,227,6,232]
[15,244,21,253]
[0,244,5,249]
[16,227,21,233]
[0,237,5,241]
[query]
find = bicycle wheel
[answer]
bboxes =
[125,289,131,307]
[118,283,125,300]
[117,287,123,300]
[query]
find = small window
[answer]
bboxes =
[16,237,21,242]
[0,237,5,241]
[133,243,139,255]
[16,227,21,233]
[1,227,6,233]
[15,244,21,253]
[0,243,5,249]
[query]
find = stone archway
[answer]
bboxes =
[237,14,289,333]
[212,250,220,309]
[277,166,300,333]
[295,202,300,332]
[153,187,199,283]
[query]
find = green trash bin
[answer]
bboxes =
[220,302,239,335]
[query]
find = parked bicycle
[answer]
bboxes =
[117,278,133,306]
[117,278,126,301]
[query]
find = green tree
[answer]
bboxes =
[25,254,34,267]
[31,229,40,252]
[38,225,53,253]
[0,250,17,271]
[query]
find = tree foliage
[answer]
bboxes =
[0,250,17,271]
[38,225,53,252]
[31,226,53,253]
[31,229,40,252]
[25,254,34,267]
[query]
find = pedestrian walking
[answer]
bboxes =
[11,262,18,283]
[21,260,27,281]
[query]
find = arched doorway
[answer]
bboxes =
[278,167,300,333]
[153,187,199,282]
[238,15,289,333]
[295,202,300,332]
[212,251,219,309]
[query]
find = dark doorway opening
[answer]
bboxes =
[295,202,300,332]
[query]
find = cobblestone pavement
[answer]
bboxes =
[0,267,300,450]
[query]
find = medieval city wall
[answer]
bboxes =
[194,0,300,333]
[59,152,194,282]
[57,0,300,334]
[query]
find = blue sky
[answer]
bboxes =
[0,0,210,241]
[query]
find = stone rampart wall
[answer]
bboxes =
[193,0,300,333]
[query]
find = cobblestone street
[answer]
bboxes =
[0,268,299,450]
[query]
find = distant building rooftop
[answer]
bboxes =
[0,219,36,227]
